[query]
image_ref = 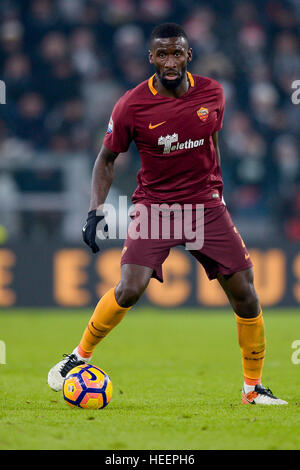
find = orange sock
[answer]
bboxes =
[235,309,266,385]
[78,287,131,357]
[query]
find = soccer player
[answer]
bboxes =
[48,23,287,405]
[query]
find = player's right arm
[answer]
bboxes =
[82,145,119,253]
[83,91,134,253]
[89,144,119,211]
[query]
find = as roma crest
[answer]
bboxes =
[197,107,209,122]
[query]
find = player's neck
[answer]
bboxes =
[153,73,190,98]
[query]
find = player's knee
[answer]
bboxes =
[238,294,259,316]
[229,270,260,317]
[234,287,260,318]
[115,282,144,308]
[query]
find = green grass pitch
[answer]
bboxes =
[0,308,300,450]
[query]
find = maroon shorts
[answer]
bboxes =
[121,203,253,282]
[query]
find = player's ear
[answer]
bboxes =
[187,47,193,63]
[149,50,154,64]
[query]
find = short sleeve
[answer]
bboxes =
[103,93,134,153]
[214,85,225,132]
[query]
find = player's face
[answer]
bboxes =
[149,37,192,90]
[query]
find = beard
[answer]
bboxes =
[155,66,187,90]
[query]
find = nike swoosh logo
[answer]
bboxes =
[251,350,265,355]
[91,321,106,333]
[149,121,166,129]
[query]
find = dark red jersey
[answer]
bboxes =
[103,72,225,207]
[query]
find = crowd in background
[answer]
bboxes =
[0,0,299,242]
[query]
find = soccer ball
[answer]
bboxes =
[63,364,113,409]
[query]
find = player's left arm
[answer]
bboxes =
[212,131,221,166]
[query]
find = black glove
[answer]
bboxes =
[82,210,108,253]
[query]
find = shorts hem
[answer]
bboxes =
[208,261,253,280]
[120,259,163,283]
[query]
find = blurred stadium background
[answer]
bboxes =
[0,0,299,308]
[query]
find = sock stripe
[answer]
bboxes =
[87,324,104,339]
[77,344,92,359]
[244,376,261,386]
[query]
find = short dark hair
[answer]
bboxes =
[150,23,188,45]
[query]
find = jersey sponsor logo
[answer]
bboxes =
[149,121,166,129]
[197,106,209,122]
[107,116,113,133]
[158,133,204,154]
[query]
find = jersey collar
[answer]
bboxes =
[148,71,195,96]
